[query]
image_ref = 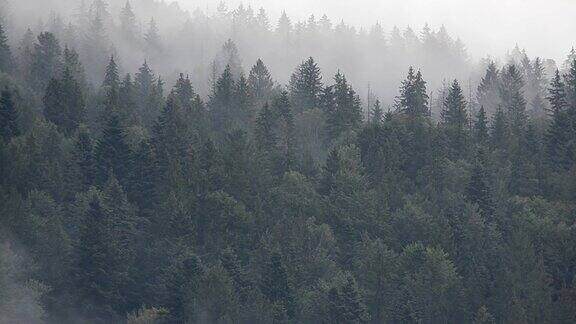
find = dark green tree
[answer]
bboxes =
[395,67,429,119]
[0,22,14,73]
[248,58,274,104]
[30,32,62,90]
[43,68,85,136]
[441,79,469,158]
[94,114,132,187]
[0,88,19,140]
[322,72,363,139]
[260,253,294,317]
[466,150,496,219]
[289,57,323,112]
[474,106,490,145]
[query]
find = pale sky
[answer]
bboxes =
[176,0,576,63]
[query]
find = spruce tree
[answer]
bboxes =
[371,100,384,125]
[144,18,162,57]
[210,66,235,132]
[273,92,296,174]
[75,196,120,322]
[499,65,527,137]
[43,67,85,136]
[128,141,158,215]
[477,62,500,114]
[467,150,495,220]
[0,88,19,140]
[474,106,490,145]
[395,67,429,119]
[328,276,370,323]
[0,22,14,73]
[491,107,508,150]
[289,57,323,112]
[94,114,132,187]
[323,72,362,139]
[248,59,274,103]
[320,148,341,194]
[547,70,567,115]
[441,79,469,158]
[30,32,62,90]
[120,1,137,42]
[260,253,294,317]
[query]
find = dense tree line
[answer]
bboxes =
[1,3,576,324]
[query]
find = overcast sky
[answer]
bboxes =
[177,0,575,63]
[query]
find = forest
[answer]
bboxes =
[0,0,576,323]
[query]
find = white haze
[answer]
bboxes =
[180,0,576,63]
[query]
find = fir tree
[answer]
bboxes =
[43,67,85,136]
[477,62,500,114]
[547,70,567,115]
[260,253,294,317]
[491,107,508,150]
[119,1,137,42]
[0,88,19,140]
[474,106,490,145]
[323,72,363,139]
[94,114,132,187]
[371,100,384,125]
[0,22,14,73]
[395,67,429,119]
[441,79,469,158]
[467,150,495,220]
[320,148,341,194]
[328,276,370,323]
[248,59,274,103]
[144,18,162,57]
[30,32,62,90]
[289,57,323,112]
[273,92,296,174]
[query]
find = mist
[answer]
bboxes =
[1,0,576,323]
[180,0,576,62]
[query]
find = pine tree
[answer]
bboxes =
[74,127,95,190]
[477,62,500,114]
[119,73,137,124]
[144,18,162,57]
[441,79,469,158]
[94,114,132,187]
[467,150,495,220]
[0,22,14,73]
[255,104,277,158]
[234,74,254,127]
[75,196,120,322]
[320,148,341,194]
[260,253,294,317]
[273,92,296,174]
[491,107,508,150]
[210,66,235,132]
[547,70,567,115]
[127,141,157,214]
[276,11,292,39]
[546,70,574,170]
[0,88,19,140]
[371,100,384,125]
[248,59,274,103]
[30,32,62,90]
[328,276,370,323]
[474,106,490,145]
[119,1,137,42]
[323,72,363,139]
[395,67,429,119]
[289,57,323,112]
[102,56,120,114]
[43,67,85,136]
[565,58,576,111]
[500,65,527,137]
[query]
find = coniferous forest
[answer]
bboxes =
[1,0,576,323]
